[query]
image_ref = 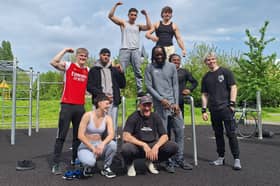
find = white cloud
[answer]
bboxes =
[0,0,279,72]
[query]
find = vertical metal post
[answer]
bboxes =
[11,58,17,145]
[1,85,4,126]
[186,96,198,166]
[28,67,33,136]
[122,96,126,129]
[256,91,262,139]
[35,72,40,132]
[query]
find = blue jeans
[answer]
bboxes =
[119,49,143,93]
[108,104,119,140]
[78,140,117,168]
[154,103,185,162]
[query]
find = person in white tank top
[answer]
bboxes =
[108,1,152,97]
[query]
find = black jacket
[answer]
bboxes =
[87,65,126,105]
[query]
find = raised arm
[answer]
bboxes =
[108,1,125,26]
[173,23,186,57]
[145,22,159,42]
[138,10,152,31]
[50,48,74,71]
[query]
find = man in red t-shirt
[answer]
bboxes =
[50,48,89,175]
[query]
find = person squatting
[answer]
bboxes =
[50,1,242,180]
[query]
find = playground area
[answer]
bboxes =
[1,125,280,186]
[1,58,280,186]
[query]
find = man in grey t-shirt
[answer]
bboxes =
[108,1,152,97]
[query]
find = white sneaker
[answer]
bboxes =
[127,162,136,176]
[233,159,242,170]
[210,157,225,166]
[145,161,159,174]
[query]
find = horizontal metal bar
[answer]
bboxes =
[40,82,63,84]
[15,114,29,117]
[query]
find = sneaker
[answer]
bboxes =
[16,160,35,171]
[127,162,136,176]
[101,167,116,178]
[71,158,81,166]
[233,159,242,170]
[52,164,62,175]
[165,163,175,173]
[176,160,193,170]
[145,161,159,174]
[210,157,225,166]
[82,166,93,177]
[62,170,75,180]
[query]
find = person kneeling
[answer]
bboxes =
[121,95,178,176]
[77,94,117,178]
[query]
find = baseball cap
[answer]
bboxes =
[139,95,152,104]
[99,48,111,55]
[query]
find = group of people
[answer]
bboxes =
[49,2,242,180]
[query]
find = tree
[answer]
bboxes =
[184,43,238,107]
[33,71,63,100]
[235,21,280,107]
[0,40,14,60]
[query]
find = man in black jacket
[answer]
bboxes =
[87,48,126,140]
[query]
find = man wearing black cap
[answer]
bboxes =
[121,95,178,176]
[87,48,126,140]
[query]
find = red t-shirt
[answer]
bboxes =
[61,62,89,104]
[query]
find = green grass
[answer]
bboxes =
[0,98,279,129]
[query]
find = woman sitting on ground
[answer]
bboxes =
[77,94,117,178]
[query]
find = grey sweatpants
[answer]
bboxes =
[119,49,143,93]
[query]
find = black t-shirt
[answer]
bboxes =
[201,67,235,111]
[123,111,167,143]
[177,68,198,104]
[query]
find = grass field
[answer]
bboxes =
[1,98,279,129]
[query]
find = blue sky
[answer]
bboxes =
[0,0,279,72]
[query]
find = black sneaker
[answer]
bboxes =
[51,164,62,175]
[16,160,35,171]
[83,166,93,177]
[165,163,175,173]
[176,160,193,170]
[101,167,116,178]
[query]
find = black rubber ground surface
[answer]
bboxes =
[1,125,280,186]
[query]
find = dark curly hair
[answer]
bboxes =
[151,45,167,63]
[93,94,110,108]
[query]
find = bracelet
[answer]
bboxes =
[229,101,236,107]
[201,108,207,113]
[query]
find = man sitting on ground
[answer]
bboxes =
[121,95,178,176]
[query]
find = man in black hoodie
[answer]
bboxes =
[87,48,126,140]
